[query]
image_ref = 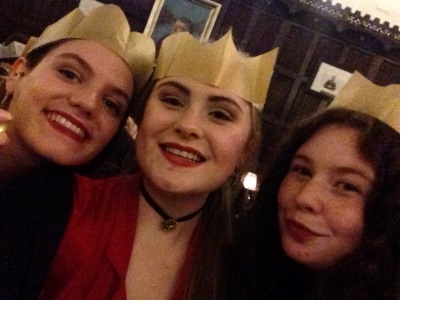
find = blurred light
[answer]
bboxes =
[242,172,258,191]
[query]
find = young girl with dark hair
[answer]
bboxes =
[225,80,400,300]
[0,5,155,299]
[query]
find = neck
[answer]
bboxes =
[141,178,209,219]
[0,129,47,184]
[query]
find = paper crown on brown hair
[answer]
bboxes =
[329,71,400,132]
[30,4,155,92]
[154,30,278,109]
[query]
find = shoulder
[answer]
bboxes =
[73,172,142,213]
[76,172,140,192]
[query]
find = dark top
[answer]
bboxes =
[0,166,74,299]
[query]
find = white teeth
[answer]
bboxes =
[165,146,200,162]
[47,112,86,138]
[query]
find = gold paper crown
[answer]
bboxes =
[329,71,400,132]
[30,4,155,92]
[154,30,278,108]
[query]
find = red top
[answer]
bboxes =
[40,173,198,300]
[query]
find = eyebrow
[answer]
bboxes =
[335,167,375,184]
[58,53,131,102]
[292,154,374,183]
[156,80,190,96]
[208,95,244,113]
[58,53,93,74]
[156,80,244,112]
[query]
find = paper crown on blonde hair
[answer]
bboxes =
[154,30,278,109]
[329,71,400,132]
[30,4,155,92]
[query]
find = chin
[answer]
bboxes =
[281,236,322,269]
[281,235,303,262]
[45,152,93,167]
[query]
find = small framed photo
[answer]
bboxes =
[310,62,353,97]
[143,0,222,44]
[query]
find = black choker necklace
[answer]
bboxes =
[140,183,204,232]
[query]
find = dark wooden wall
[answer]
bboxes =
[210,0,400,167]
[0,0,399,170]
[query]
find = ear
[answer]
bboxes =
[5,57,27,95]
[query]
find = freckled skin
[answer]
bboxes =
[278,125,375,269]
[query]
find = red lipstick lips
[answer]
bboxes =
[286,219,325,243]
[46,110,90,143]
[160,143,205,167]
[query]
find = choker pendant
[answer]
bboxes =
[140,182,204,232]
[162,218,178,232]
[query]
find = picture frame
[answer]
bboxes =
[310,62,353,98]
[143,0,222,44]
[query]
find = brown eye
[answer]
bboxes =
[339,182,360,193]
[209,109,232,121]
[59,69,79,81]
[291,164,311,177]
[103,98,121,117]
[161,96,184,108]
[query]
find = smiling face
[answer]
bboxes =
[277,125,375,269]
[135,77,252,198]
[5,39,134,165]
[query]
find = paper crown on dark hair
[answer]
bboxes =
[154,30,278,109]
[329,71,400,132]
[30,4,155,92]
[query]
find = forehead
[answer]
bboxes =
[311,125,359,146]
[34,39,134,92]
[297,125,375,177]
[156,77,250,105]
[40,40,129,70]
[298,125,364,162]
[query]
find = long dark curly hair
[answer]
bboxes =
[225,108,400,300]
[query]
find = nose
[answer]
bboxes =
[293,179,325,213]
[173,108,203,139]
[68,86,100,118]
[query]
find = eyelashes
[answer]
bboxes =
[158,93,237,123]
[288,162,369,197]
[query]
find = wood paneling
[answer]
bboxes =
[277,25,314,73]
[213,1,252,45]
[263,71,296,120]
[245,12,281,55]
[374,60,400,86]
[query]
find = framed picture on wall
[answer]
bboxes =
[310,62,353,98]
[143,0,222,44]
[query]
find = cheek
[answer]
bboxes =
[277,176,297,212]
[137,112,165,148]
[135,116,162,161]
[139,102,169,136]
[329,205,364,247]
[9,82,45,132]
[96,119,120,145]
[213,130,249,167]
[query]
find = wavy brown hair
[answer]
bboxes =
[225,108,400,299]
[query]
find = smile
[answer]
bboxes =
[46,112,87,139]
[163,145,204,163]
[285,219,329,243]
